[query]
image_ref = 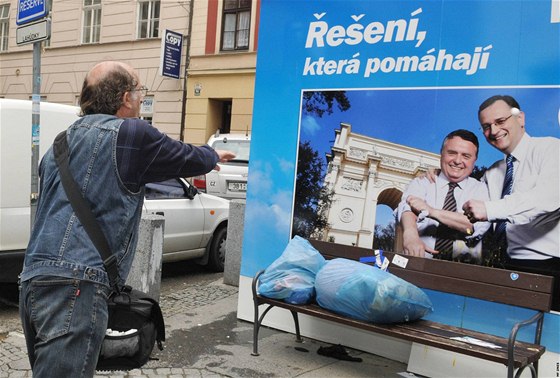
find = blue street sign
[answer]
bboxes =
[16,0,48,26]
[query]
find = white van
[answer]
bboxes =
[0,99,232,280]
[0,99,80,282]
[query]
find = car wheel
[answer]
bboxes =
[207,226,227,272]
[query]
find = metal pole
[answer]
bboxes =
[179,0,194,142]
[30,41,41,227]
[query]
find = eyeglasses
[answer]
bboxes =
[129,85,148,97]
[480,114,513,133]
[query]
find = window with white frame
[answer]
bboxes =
[0,4,9,52]
[138,0,160,39]
[82,0,101,44]
[221,0,251,51]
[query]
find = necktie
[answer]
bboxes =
[434,182,458,260]
[495,155,514,242]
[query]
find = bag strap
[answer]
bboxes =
[53,130,120,292]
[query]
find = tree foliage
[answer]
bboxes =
[292,141,333,238]
[293,91,351,238]
[373,222,396,252]
[302,91,351,117]
[470,165,487,180]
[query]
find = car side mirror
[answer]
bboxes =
[186,184,198,200]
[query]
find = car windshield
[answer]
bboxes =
[211,139,250,161]
[145,179,185,199]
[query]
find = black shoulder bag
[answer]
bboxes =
[53,130,165,371]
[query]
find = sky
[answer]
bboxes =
[299,87,560,225]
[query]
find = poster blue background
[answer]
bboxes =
[243,0,559,351]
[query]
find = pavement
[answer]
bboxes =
[0,278,409,378]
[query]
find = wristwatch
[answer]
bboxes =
[418,209,430,221]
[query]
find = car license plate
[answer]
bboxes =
[228,182,247,192]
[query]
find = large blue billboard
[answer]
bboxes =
[240,1,559,375]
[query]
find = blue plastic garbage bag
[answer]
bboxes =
[315,258,433,323]
[258,236,326,304]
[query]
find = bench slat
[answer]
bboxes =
[382,252,553,294]
[391,268,552,311]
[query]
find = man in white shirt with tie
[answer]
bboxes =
[396,129,491,263]
[463,95,560,310]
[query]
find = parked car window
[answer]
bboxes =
[193,133,251,200]
[210,139,250,161]
[145,179,185,199]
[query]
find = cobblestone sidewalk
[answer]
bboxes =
[1,279,407,378]
[0,280,238,378]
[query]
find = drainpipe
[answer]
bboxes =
[179,0,194,142]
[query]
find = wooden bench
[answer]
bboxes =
[251,239,554,378]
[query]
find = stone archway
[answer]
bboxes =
[377,187,402,209]
[376,187,403,251]
[320,122,440,249]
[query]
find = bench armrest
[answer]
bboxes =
[252,269,265,299]
[507,311,544,378]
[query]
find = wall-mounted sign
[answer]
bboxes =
[194,83,202,96]
[141,96,154,115]
[159,29,184,79]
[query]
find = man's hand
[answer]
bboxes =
[213,150,236,171]
[403,229,438,257]
[462,199,488,223]
[406,195,431,216]
[401,212,438,257]
[417,167,440,183]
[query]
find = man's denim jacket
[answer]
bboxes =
[20,114,144,287]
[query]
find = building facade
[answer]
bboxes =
[0,0,258,144]
[185,0,258,143]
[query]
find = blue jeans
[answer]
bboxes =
[19,276,110,378]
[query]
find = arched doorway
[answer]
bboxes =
[373,188,402,252]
